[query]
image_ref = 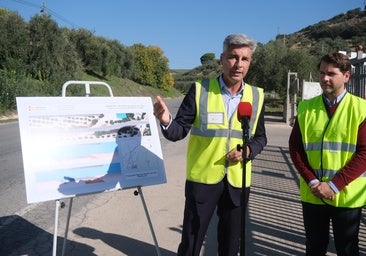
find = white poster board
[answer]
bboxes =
[16,97,166,203]
[302,81,322,100]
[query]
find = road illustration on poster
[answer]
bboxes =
[16,97,166,204]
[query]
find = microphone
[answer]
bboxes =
[236,104,252,256]
[237,102,252,140]
[237,102,252,122]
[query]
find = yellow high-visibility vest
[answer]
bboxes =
[186,78,264,188]
[297,93,366,208]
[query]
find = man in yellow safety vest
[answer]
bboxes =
[154,33,267,256]
[289,52,366,256]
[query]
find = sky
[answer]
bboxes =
[1,0,364,69]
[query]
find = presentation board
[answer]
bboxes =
[16,97,166,203]
[302,81,322,100]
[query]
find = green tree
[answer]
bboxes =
[132,44,155,86]
[27,14,82,94]
[97,37,116,77]
[107,40,123,77]
[0,70,25,110]
[68,28,102,74]
[200,53,216,65]
[131,44,173,89]
[248,40,289,97]
[0,9,28,74]
[60,28,83,80]
[283,48,318,93]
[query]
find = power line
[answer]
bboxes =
[8,0,39,8]
[45,6,80,28]
[5,0,80,29]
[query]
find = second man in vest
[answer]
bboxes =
[289,52,366,255]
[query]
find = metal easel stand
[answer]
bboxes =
[52,81,161,256]
[134,186,162,256]
[52,200,60,256]
[52,198,73,256]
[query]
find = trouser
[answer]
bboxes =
[177,178,250,256]
[302,202,362,256]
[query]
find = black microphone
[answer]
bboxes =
[237,102,252,122]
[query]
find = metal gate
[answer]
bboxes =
[348,48,366,99]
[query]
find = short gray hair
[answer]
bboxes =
[223,34,257,53]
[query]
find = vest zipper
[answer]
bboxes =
[225,117,233,173]
[319,117,332,181]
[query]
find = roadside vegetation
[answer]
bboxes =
[1,7,365,117]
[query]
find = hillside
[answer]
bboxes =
[282,8,366,50]
[0,73,183,121]
[173,8,366,95]
[1,7,365,118]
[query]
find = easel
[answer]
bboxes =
[52,81,162,256]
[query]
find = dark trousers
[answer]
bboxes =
[177,179,250,256]
[302,202,362,256]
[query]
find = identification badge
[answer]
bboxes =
[207,112,224,124]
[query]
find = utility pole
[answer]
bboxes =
[40,1,46,14]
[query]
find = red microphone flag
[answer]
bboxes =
[237,102,252,121]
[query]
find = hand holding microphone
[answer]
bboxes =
[227,146,251,162]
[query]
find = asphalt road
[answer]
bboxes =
[0,97,183,241]
[0,97,292,256]
[0,121,27,216]
[1,97,364,256]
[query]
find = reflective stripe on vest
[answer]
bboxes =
[191,79,261,138]
[297,93,366,208]
[186,78,264,187]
